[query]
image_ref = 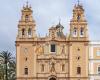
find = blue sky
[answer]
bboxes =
[0,0,100,55]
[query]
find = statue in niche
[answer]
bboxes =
[50,62,55,72]
[61,45,65,54]
[35,44,44,54]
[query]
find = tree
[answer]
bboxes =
[0,64,4,80]
[0,51,16,80]
[8,60,16,80]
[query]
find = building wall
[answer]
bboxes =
[69,42,89,78]
[89,41,100,80]
[16,3,90,80]
[16,40,69,80]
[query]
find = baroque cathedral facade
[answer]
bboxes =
[16,2,100,80]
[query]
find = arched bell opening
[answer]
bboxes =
[28,28,32,38]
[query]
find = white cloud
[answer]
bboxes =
[0,0,100,54]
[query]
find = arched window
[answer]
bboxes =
[28,28,32,37]
[73,27,77,37]
[22,28,25,35]
[25,15,29,21]
[80,27,84,36]
[77,67,81,74]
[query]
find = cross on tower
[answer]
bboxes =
[26,0,29,7]
[59,18,61,24]
[78,0,80,5]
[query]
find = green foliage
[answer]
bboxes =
[0,64,4,80]
[0,51,16,80]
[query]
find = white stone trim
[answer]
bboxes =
[89,61,94,74]
[89,45,94,59]
[90,41,100,45]
[89,60,100,62]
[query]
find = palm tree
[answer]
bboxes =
[8,60,16,80]
[0,51,14,80]
[0,64,4,80]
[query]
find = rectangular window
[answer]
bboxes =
[25,68,28,75]
[98,67,100,74]
[77,67,81,74]
[51,44,56,52]
[97,50,100,56]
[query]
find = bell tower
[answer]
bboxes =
[16,2,37,80]
[68,2,89,80]
[17,2,36,39]
[69,2,88,41]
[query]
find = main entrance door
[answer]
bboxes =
[49,77,56,80]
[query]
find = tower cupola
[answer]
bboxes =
[17,2,37,39]
[69,1,88,41]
